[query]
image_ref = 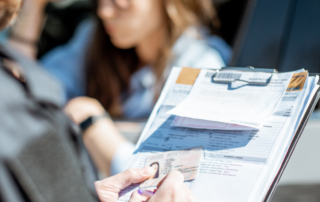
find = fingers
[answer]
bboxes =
[157,170,184,189]
[151,171,184,202]
[95,167,156,202]
[111,167,157,191]
[149,171,196,202]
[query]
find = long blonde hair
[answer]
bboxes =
[0,0,21,30]
[86,0,217,116]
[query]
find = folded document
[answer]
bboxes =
[168,69,294,129]
[170,70,308,130]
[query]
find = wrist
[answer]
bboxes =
[83,118,127,165]
[80,113,112,133]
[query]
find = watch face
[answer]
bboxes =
[79,114,109,132]
[80,116,94,131]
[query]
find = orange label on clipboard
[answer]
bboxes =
[286,71,308,92]
[176,67,201,85]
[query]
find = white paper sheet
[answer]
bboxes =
[167,70,293,128]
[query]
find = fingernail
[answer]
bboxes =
[138,188,155,197]
[140,166,156,175]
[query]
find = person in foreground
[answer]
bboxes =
[0,1,196,201]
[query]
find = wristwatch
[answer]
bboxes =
[79,113,111,132]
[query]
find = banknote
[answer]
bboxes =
[140,146,203,188]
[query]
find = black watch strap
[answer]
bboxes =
[79,113,111,132]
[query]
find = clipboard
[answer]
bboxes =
[118,66,320,202]
[213,66,320,201]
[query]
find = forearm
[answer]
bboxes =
[64,97,131,176]
[83,118,128,176]
[9,1,47,58]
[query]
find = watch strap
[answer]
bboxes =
[79,113,111,132]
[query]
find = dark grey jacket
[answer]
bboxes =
[0,44,98,202]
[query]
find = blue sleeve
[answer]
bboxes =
[206,35,232,65]
[40,19,95,102]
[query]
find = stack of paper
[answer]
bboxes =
[117,67,319,202]
[168,70,295,129]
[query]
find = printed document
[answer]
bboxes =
[170,71,309,131]
[168,70,293,128]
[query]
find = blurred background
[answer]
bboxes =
[2,0,320,201]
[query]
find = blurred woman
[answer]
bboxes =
[9,0,226,175]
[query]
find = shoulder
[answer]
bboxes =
[40,19,95,66]
[39,19,96,100]
[171,27,226,70]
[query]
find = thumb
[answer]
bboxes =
[95,167,156,202]
[109,167,156,190]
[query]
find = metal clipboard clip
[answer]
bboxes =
[212,66,278,85]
